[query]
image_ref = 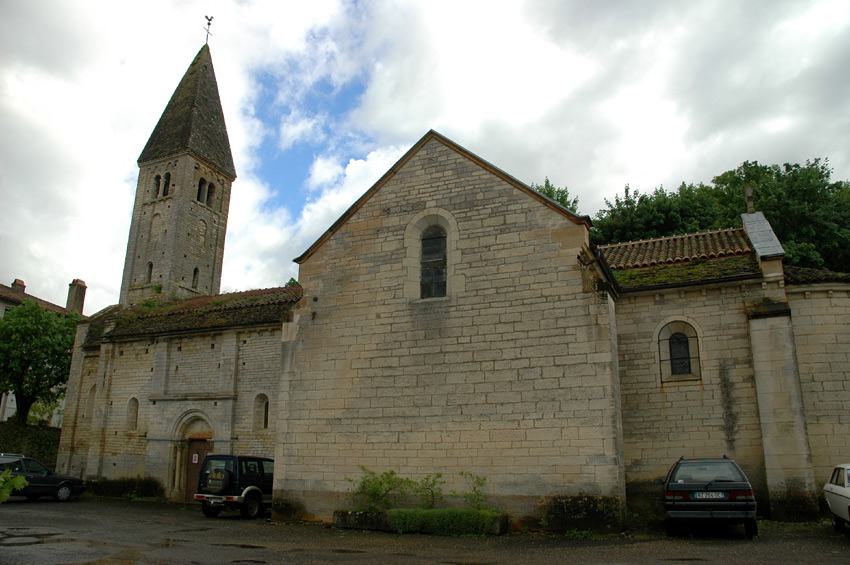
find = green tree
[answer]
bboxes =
[590,159,850,273]
[0,470,27,504]
[0,300,79,425]
[709,159,850,272]
[531,177,579,212]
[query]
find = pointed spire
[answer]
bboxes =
[138,44,236,178]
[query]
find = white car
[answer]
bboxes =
[824,463,850,532]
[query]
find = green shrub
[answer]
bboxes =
[450,471,488,510]
[0,421,61,467]
[387,507,501,536]
[0,469,28,504]
[345,466,412,512]
[86,477,164,499]
[413,473,444,509]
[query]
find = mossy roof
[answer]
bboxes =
[84,286,301,345]
[599,228,761,291]
[784,265,850,285]
[137,44,236,178]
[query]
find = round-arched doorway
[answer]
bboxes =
[173,414,213,502]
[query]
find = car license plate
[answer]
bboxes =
[207,496,224,503]
[695,492,726,499]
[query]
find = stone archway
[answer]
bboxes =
[172,413,212,501]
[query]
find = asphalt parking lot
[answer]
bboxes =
[0,496,848,564]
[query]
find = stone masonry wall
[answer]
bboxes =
[787,285,850,487]
[58,323,281,495]
[616,280,771,505]
[283,136,624,523]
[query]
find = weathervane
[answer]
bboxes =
[205,15,214,44]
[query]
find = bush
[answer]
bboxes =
[345,466,412,512]
[413,473,444,509]
[0,469,28,504]
[450,471,488,510]
[387,508,502,536]
[86,477,164,499]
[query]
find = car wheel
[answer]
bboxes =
[745,518,758,539]
[664,518,680,537]
[55,484,73,502]
[202,502,222,518]
[240,493,261,519]
[829,510,844,532]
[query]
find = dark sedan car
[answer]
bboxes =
[658,456,758,538]
[0,453,85,501]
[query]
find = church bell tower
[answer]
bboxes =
[119,44,236,305]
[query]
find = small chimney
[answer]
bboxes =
[745,183,756,214]
[66,279,87,315]
[11,279,25,293]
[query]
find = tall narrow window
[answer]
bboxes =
[254,394,270,430]
[421,225,447,298]
[669,333,691,375]
[192,268,199,289]
[206,183,215,207]
[86,384,97,418]
[126,397,139,431]
[197,178,206,202]
[153,175,161,199]
[146,262,153,284]
[162,172,171,196]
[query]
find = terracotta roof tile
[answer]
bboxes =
[599,227,753,269]
[0,283,73,315]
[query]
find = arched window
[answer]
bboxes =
[669,333,691,375]
[206,183,215,207]
[197,178,206,202]
[421,225,447,298]
[253,394,270,430]
[192,268,199,289]
[153,175,161,199]
[162,173,170,196]
[658,321,701,383]
[126,397,139,431]
[85,384,97,419]
[146,262,153,284]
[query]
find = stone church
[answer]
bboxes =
[58,44,850,527]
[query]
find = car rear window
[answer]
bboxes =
[204,458,234,473]
[671,461,745,483]
[0,457,22,471]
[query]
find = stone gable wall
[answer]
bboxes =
[285,137,623,522]
[787,285,850,484]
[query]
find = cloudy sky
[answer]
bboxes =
[2,0,848,315]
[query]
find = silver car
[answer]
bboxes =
[824,463,850,532]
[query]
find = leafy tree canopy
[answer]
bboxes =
[0,300,80,425]
[554,158,850,273]
[530,177,579,213]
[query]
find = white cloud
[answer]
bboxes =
[279,111,326,151]
[2,0,849,315]
[307,156,344,190]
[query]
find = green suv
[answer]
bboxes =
[193,454,273,519]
